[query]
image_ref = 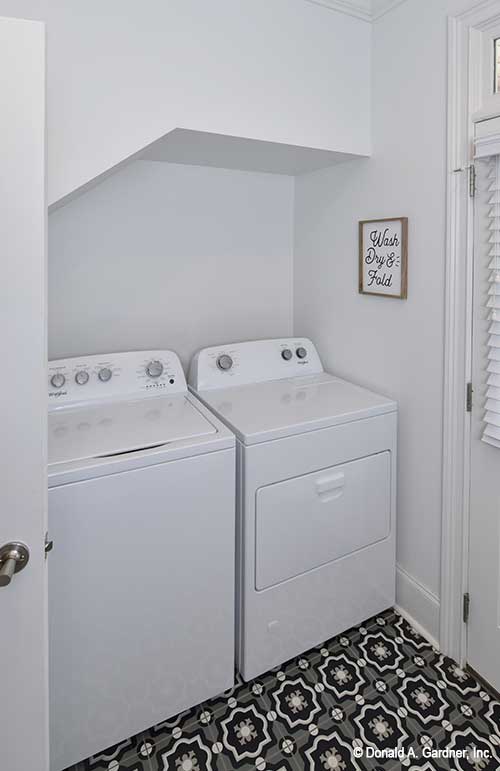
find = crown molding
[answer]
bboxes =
[303,0,409,22]
[371,0,408,20]
[303,0,371,22]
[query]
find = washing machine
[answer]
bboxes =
[47,350,235,771]
[189,338,398,682]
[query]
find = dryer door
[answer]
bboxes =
[255,452,391,590]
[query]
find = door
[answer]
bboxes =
[255,452,391,590]
[468,153,500,693]
[0,16,48,771]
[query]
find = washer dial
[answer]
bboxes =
[296,347,307,359]
[98,367,112,382]
[75,370,89,386]
[50,373,66,389]
[217,354,233,371]
[146,360,164,378]
[281,348,293,361]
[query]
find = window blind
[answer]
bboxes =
[484,154,500,448]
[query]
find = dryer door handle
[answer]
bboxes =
[315,472,345,503]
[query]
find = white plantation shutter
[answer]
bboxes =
[483,155,500,448]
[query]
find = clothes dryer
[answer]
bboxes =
[189,338,397,681]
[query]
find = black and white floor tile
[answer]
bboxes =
[66,609,500,771]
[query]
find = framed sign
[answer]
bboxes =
[359,217,408,299]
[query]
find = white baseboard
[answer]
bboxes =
[395,565,440,649]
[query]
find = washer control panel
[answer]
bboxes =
[48,350,187,408]
[189,338,323,390]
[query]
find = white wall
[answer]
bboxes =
[293,0,477,641]
[14,0,487,642]
[48,161,294,365]
[0,0,370,205]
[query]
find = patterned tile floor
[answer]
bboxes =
[68,609,500,771]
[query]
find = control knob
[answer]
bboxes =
[98,367,112,382]
[75,370,89,385]
[217,354,233,371]
[296,347,307,359]
[281,349,293,361]
[146,360,164,378]
[50,373,66,389]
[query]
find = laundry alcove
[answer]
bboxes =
[48,126,366,366]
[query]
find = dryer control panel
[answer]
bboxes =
[48,350,187,408]
[189,338,323,390]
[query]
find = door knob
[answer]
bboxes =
[0,542,30,587]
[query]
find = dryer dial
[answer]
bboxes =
[217,354,233,371]
[98,367,112,382]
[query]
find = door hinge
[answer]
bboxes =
[463,592,470,623]
[44,532,53,558]
[466,382,473,412]
[469,164,476,197]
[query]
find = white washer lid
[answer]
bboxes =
[195,373,397,445]
[48,393,217,466]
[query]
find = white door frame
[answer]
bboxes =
[442,0,500,665]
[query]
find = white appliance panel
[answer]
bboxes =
[49,449,235,771]
[49,350,187,405]
[189,337,323,390]
[197,374,396,445]
[49,394,216,466]
[255,451,391,590]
